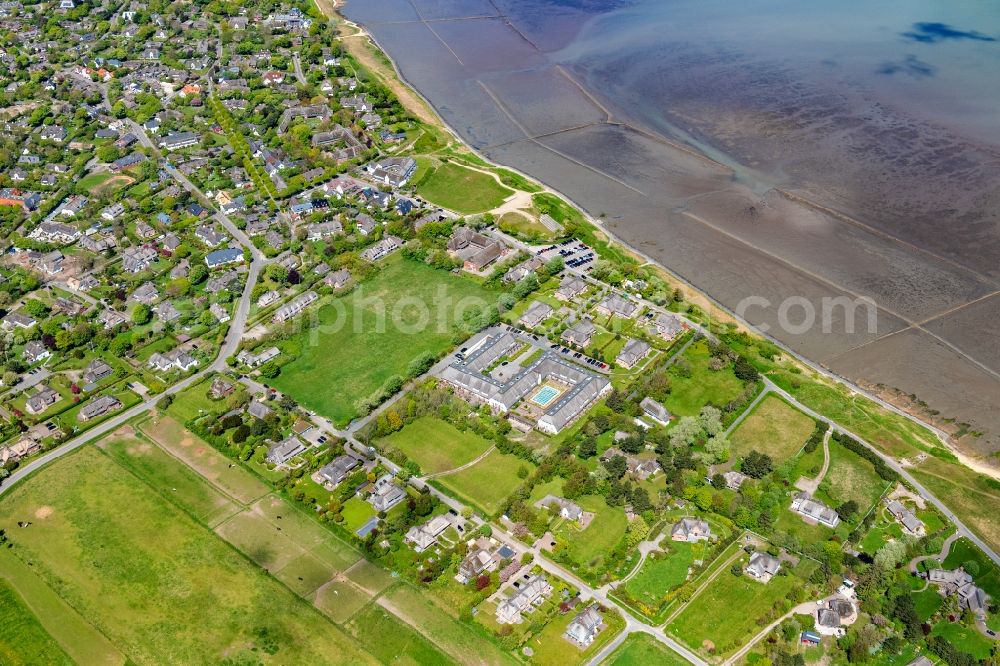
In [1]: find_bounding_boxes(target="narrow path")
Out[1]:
[663,543,747,626]
[422,445,496,480]
[908,531,961,574]
[795,430,831,495]
[722,387,770,437]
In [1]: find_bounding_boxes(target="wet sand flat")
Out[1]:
[343,0,1000,452]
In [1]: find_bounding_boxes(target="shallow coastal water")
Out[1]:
[342,0,1000,451]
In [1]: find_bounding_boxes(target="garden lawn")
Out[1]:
[622,542,694,606]
[668,559,817,657]
[0,581,74,666]
[661,339,745,417]
[271,257,499,426]
[0,447,374,665]
[380,417,493,475]
[342,496,378,533]
[942,538,1000,598]
[527,606,624,666]
[415,161,512,214]
[604,633,692,666]
[435,449,533,515]
[730,396,815,462]
[913,588,943,621]
[931,621,993,659]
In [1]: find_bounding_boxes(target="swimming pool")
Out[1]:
[531,386,560,407]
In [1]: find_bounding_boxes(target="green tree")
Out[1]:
[132,304,152,325]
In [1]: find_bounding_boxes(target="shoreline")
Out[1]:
[316,0,1000,479]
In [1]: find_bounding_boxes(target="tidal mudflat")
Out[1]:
[341,0,1000,455]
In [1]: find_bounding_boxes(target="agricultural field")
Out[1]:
[660,339,747,417]
[0,581,74,666]
[97,427,239,527]
[729,396,816,462]
[379,585,517,666]
[414,160,513,213]
[380,416,493,475]
[434,449,534,515]
[137,414,270,504]
[910,456,1000,556]
[668,558,817,657]
[344,605,450,665]
[271,257,499,425]
[0,447,375,665]
[602,633,691,666]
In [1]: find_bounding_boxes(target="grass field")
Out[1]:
[380,585,516,666]
[911,457,1000,555]
[602,633,691,666]
[137,415,270,504]
[556,495,629,570]
[730,396,815,462]
[662,339,746,417]
[271,257,498,425]
[0,447,375,665]
[622,542,695,605]
[380,416,493,475]
[0,581,74,666]
[76,172,133,194]
[668,558,817,656]
[498,211,555,240]
[98,427,238,527]
[817,443,888,515]
[435,448,533,515]
[414,160,513,213]
[345,604,450,665]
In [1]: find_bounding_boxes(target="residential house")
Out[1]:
[368,474,406,512]
[791,492,840,528]
[561,318,596,348]
[195,224,227,247]
[519,301,553,329]
[746,552,781,582]
[122,246,159,273]
[885,499,925,535]
[616,338,650,369]
[257,290,281,308]
[307,220,343,240]
[555,277,587,301]
[323,269,352,290]
[671,518,711,542]
[99,309,128,329]
[928,568,988,615]
[266,436,307,466]
[364,157,417,189]
[25,386,59,414]
[247,399,273,420]
[596,293,639,319]
[205,247,244,269]
[148,350,197,372]
[404,515,451,552]
[360,235,403,262]
[448,227,506,272]
[153,301,181,323]
[3,313,37,330]
[723,471,749,491]
[101,202,126,221]
[565,606,604,647]
[83,358,114,384]
[210,303,230,323]
[209,377,235,399]
[238,346,280,368]
[496,574,553,624]
[78,395,122,421]
[130,282,159,305]
[273,291,318,323]
[653,312,684,340]
[456,539,511,584]
[158,131,199,151]
[317,455,361,488]
[503,257,543,284]
[639,397,671,425]
[23,341,50,364]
